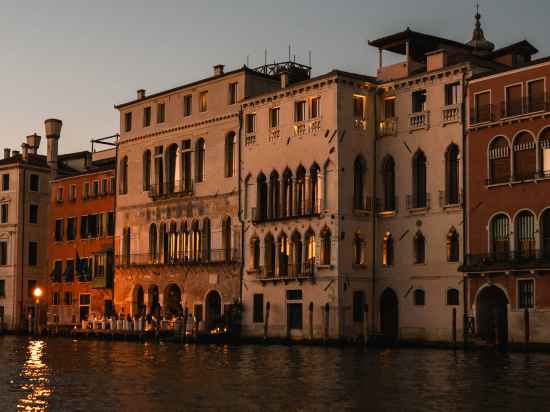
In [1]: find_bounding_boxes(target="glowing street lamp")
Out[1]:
[33,287,43,336]
[33,287,43,301]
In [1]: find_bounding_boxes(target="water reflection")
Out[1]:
[17,340,51,411]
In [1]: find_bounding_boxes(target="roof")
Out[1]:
[0,153,48,169]
[470,54,550,81]
[368,28,473,60]
[114,66,278,110]
[491,40,539,58]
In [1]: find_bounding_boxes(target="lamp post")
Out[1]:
[33,287,43,336]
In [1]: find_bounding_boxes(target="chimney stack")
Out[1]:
[137,89,146,100]
[12,150,20,157]
[21,143,29,160]
[213,64,225,76]
[26,133,41,155]
[4,149,10,159]
[45,118,62,178]
[280,71,289,89]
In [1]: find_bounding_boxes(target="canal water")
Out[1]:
[1,336,550,411]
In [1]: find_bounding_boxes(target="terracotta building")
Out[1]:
[463,57,550,344]
[47,139,116,326]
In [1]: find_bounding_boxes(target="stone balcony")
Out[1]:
[408,111,429,131]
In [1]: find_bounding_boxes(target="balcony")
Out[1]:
[442,104,461,125]
[408,111,429,131]
[406,193,430,211]
[268,128,280,143]
[148,180,193,201]
[462,249,550,272]
[255,262,315,284]
[376,196,398,214]
[471,93,550,126]
[485,175,512,186]
[251,202,321,224]
[379,117,398,137]
[353,118,367,130]
[115,248,240,268]
[245,134,256,146]
[354,196,374,214]
[439,190,463,208]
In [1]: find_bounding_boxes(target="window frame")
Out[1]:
[124,112,133,132]
[29,174,40,192]
[199,91,208,112]
[518,278,535,309]
[183,94,193,116]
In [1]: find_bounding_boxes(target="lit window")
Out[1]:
[353,95,365,118]
[310,97,321,119]
[269,107,280,128]
[199,91,208,112]
[246,114,256,134]
[295,101,306,122]
[229,82,238,105]
[183,95,192,116]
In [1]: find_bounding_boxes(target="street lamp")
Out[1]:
[33,287,42,336]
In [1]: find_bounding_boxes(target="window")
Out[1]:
[80,294,91,306]
[64,260,74,282]
[414,231,426,264]
[69,184,77,201]
[67,217,76,241]
[80,216,88,239]
[382,156,396,211]
[447,228,459,262]
[183,95,192,116]
[28,241,38,266]
[27,280,37,298]
[505,84,522,116]
[229,82,238,105]
[384,98,395,118]
[489,137,511,184]
[199,91,208,112]
[63,291,73,305]
[474,91,491,123]
[412,90,427,113]
[124,112,132,132]
[195,139,205,182]
[0,241,7,265]
[51,260,62,283]
[269,107,280,128]
[143,106,151,127]
[253,294,264,323]
[109,176,115,194]
[246,114,256,134]
[295,100,306,122]
[92,181,99,197]
[527,79,545,112]
[383,232,394,266]
[56,187,64,202]
[0,279,4,297]
[83,182,89,199]
[518,279,534,309]
[513,132,536,180]
[445,144,460,204]
[447,289,460,306]
[353,95,365,118]
[320,228,331,265]
[516,211,535,257]
[55,219,64,241]
[445,82,460,106]
[412,150,427,208]
[225,132,236,178]
[414,289,425,306]
[157,103,166,123]
[29,204,38,224]
[122,227,131,264]
[107,212,115,236]
[353,233,365,265]
[353,291,365,322]
[52,292,60,305]
[101,179,108,195]
[310,97,321,119]
[1,174,9,191]
[541,128,550,176]
[95,255,106,276]
[30,174,39,192]
[490,214,510,254]
[304,230,316,271]
[143,150,151,191]
[120,156,128,194]
[264,234,276,276]
[1,204,7,224]
[353,156,366,209]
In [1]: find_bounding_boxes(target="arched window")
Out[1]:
[445,144,460,205]
[304,229,316,273]
[244,174,251,218]
[168,221,178,263]
[264,234,276,276]
[290,231,303,276]
[278,232,289,276]
[353,156,366,210]
[143,150,151,192]
[120,156,128,194]
[149,223,158,262]
[490,214,510,255]
[256,173,268,221]
[447,288,459,306]
[412,150,427,208]
[180,222,189,261]
[323,160,332,210]
[489,137,510,184]
[250,237,260,270]
[295,166,306,216]
[541,209,550,258]
[166,144,178,193]
[513,132,536,180]
[382,156,396,211]
[353,233,365,265]
[282,168,293,217]
[540,128,550,177]
[195,138,205,182]
[222,217,232,262]
[414,289,425,306]
[383,232,393,266]
[202,218,211,261]
[447,228,459,262]
[122,227,131,264]
[320,228,331,265]
[414,231,426,264]
[309,163,320,214]
[268,171,280,219]
[191,220,201,262]
[159,223,168,264]
[516,211,535,257]
[225,132,236,177]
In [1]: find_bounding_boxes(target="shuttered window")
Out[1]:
[518,279,534,309]
[527,79,545,112]
[513,132,536,180]
[474,91,491,122]
[491,214,510,254]
[505,84,522,116]
[489,137,511,184]
[516,212,535,255]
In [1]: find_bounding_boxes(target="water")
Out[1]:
[1,336,550,411]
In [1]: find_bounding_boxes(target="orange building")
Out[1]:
[48,149,116,326]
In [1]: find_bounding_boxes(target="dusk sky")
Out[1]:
[1,0,549,154]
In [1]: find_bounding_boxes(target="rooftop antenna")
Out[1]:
[246,55,250,67]
[308,50,312,67]
[288,44,291,61]
[264,48,268,67]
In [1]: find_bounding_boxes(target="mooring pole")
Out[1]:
[264,302,270,340]
[309,302,314,341]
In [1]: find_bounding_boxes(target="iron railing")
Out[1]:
[115,248,240,267]
[375,196,398,213]
[406,193,430,210]
[462,249,550,271]
[471,93,550,125]
[255,262,315,280]
[251,202,321,223]
[148,180,193,200]
[439,190,463,207]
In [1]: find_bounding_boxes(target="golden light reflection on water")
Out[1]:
[17,340,52,411]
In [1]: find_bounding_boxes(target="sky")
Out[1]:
[0,0,549,155]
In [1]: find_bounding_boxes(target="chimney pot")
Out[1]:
[4,148,10,159]
[137,89,146,100]
[213,64,225,76]
[26,133,41,155]
[281,71,289,89]
[44,119,62,178]
[12,150,20,157]
[21,143,29,160]
[44,119,62,139]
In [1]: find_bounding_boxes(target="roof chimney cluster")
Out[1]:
[3,148,10,159]
[137,89,146,100]
[213,64,225,76]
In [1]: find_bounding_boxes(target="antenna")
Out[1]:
[308,50,312,67]
[288,44,291,61]
[264,48,268,67]
[246,55,250,67]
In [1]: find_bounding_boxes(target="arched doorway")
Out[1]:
[133,285,145,317]
[148,285,160,317]
[205,290,222,328]
[380,288,399,341]
[476,285,508,345]
[164,284,182,318]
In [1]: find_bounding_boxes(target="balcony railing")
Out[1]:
[148,180,193,200]
[376,196,398,213]
[406,193,430,210]
[471,93,550,125]
[379,117,398,137]
[442,104,461,124]
[251,202,321,223]
[439,190,463,208]
[353,118,367,130]
[255,262,315,281]
[462,249,550,272]
[408,111,429,131]
[485,171,541,185]
[354,196,374,213]
[116,248,240,267]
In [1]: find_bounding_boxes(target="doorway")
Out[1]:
[476,285,508,345]
[380,288,399,341]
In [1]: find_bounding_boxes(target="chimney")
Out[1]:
[213,64,225,76]
[21,143,29,160]
[280,71,289,89]
[137,89,146,100]
[3,149,10,159]
[26,133,41,155]
[45,118,62,178]
[12,150,20,157]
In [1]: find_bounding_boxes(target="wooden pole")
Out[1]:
[309,302,314,341]
[264,302,270,340]
[452,308,457,349]
[324,303,329,343]
[363,304,369,346]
